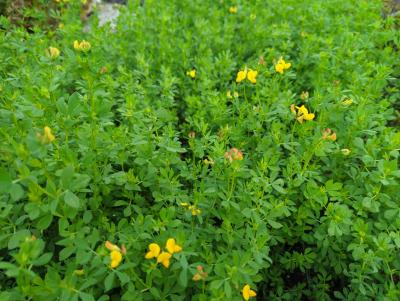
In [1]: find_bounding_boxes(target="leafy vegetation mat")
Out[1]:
[0,0,399,300]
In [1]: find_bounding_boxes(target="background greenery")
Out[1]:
[0,0,399,300]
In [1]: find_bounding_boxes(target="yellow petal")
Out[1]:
[166,238,182,254]
[236,70,247,83]
[145,243,161,259]
[275,63,284,74]
[303,113,315,121]
[48,47,60,59]
[110,250,122,268]
[226,91,232,98]
[295,105,309,116]
[157,252,172,268]
[247,69,258,84]
[242,284,256,300]
[284,62,291,70]
[44,126,55,142]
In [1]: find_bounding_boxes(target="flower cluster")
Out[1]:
[275,57,291,74]
[73,40,91,52]
[225,147,243,162]
[180,202,201,216]
[192,265,208,281]
[145,238,182,268]
[236,68,258,84]
[322,128,337,141]
[226,90,239,99]
[290,104,315,123]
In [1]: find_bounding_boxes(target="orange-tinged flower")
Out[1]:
[322,128,337,141]
[242,284,257,300]
[290,104,296,115]
[145,243,161,259]
[166,238,182,254]
[157,252,172,268]
[110,250,122,268]
[105,240,121,252]
[225,147,243,162]
[193,265,208,281]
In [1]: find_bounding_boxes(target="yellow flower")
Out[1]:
[341,98,353,106]
[236,70,247,83]
[145,243,161,259]
[157,252,172,268]
[43,126,55,143]
[73,269,84,276]
[242,284,257,300]
[229,6,238,14]
[105,241,121,252]
[227,91,239,99]
[341,148,351,156]
[48,47,60,59]
[293,105,315,123]
[188,205,201,216]
[247,69,258,84]
[110,250,122,268]
[73,40,91,52]
[300,91,309,100]
[186,69,196,78]
[166,238,182,254]
[275,57,291,74]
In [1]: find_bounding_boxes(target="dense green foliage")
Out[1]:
[0,0,399,300]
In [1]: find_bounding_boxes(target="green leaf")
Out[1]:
[64,190,80,208]
[36,214,53,230]
[0,168,11,193]
[178,269,188,287]
[10,183,24,201]
[267,219,283,229]
[32,253,53,266]
[104,272,115,292]
[60,165,75,189]
[80,293,95,301]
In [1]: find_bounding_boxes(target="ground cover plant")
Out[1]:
[0,0,399,300]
